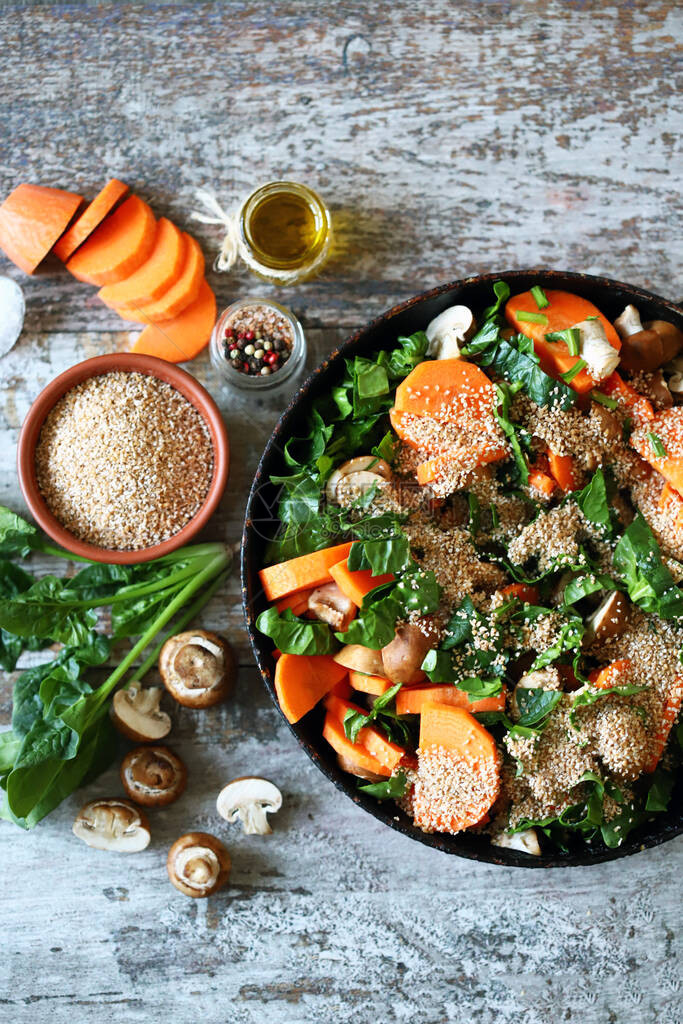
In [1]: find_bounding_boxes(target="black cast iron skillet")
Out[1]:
[241,269,683,867]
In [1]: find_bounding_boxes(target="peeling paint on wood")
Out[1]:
[0,1,681,1022]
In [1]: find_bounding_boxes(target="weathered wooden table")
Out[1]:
[1,3,681,1022]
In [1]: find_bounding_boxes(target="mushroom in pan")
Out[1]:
[381,619,437,684]
[664,354,683,404]
[336,753,386,783]
[325,456,392,505]
[167,832,231,898]
[492,829,541,856]
[584,591,629,643]
[72,798,150,852]
[110,684,171,742]
[573,319,620,381]
[614,304,683,372]
[159,630,236,708]
[120,745,187,807]
[332,643,386,677]
[216,777,283,835]
[425,305,475,359]
[308,582,356,631]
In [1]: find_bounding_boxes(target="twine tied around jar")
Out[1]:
[190,188,240,273]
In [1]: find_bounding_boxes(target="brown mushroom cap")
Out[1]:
[620,320,683,373]
[644,320,683,363]
[159,630,236,708]
[585,591,630,642]
[381,620,437,684]
[333,644,385,676]
[308,583,356,631]
[167,832,231,898]
[120,745,187,807]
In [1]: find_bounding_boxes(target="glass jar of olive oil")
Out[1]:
[237,181,331,286]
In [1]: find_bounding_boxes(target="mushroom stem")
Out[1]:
[237,802,272,835]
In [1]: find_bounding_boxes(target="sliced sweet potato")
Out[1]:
[329,558,394,608]
[322,713,391,777]
[547,450,579,492]
[600,371,654,423]
[0,183,83,274]
[631,408,683,497]
[115,233,205,323]
[393,358,497,422]
[276,588,315,616]
[325,694,406,771]
[419,702,499,761]
[130,279,216,362]
[98,218,186,310]
[396,684,505,716]
[53,179,128,261]
[416,443,508,486]
[274,652,347,724]
[588,659,632,691]
[66,195,156,285]
[644,677,683,773]
[500,583,540,604]
[505,289,621,394]
[348,670,396,696]
[259,542,353,602]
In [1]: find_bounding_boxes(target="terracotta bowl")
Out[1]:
[17,353,229,564]
[242,269,683,868]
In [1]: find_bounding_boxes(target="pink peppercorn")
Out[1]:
[244,329,255,341]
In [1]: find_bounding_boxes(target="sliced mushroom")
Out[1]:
[574,319,620,381]
[614,304,643,339]
[589,401,622,444]
[492,829,541,856]
[336,753,386,783]
[333,644,385,676]
[425,305,474,359]
[308,582,356,631]
[511,669,559,719]
[167,832,231,898]
[381,620,437,684]
[666,355,683,403]
[646,370,673,409]
[325,456,392,505]
[584,591,629,643]
[159,630,236,708]
[110,684,171,743]
[644,320,683,363]
[120,745,187,807]
[216,777,282,835]
[72,799,150,852]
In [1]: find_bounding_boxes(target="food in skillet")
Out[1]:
[256,282,683,855]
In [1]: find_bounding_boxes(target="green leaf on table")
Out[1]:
[0,507,40,558]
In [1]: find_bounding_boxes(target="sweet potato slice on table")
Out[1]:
[329,558,394,608]
[130,279,216,362]
[396,684,505,716]
[0,183,83,274]
[631,408,683,497]
[323,712,391,777]
[115,233,205,323]
[258,542,353,602]
[411,702,501,834]
[66,195,155,285]
[53,179,128,261]
[98,218,186,310]
[505,289,621,394]
[274,652,347,724]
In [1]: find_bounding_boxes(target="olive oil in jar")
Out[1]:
[238,181,331,285]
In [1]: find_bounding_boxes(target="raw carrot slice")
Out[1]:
[396,684,506,716]
[349,670,396,696]
[276,588,315,616]
[588,659,633,690]
[416,443,508,486]
[631,408,683,497]
[528,467,556,496]
[547,450,579,492]
[66,195,156,285]
[599,372,654,423]
[394,358,498,422]
[505,289,621,395]
[52,179,128,261]
[329,558,394,608]
[274,652,347,724]
[500,583,540,605]
[258,542,353,602]
[130,279,216,363]
[644,677,683,773]
[0,184,83,274]
[324,695,406,771]
[322,713,391,778]
[115,233,205,323]
[97,218,186,310]
[412,702,501,834]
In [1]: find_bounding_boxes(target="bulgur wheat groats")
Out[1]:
[35,371,213,550]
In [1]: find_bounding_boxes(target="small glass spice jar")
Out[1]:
[209,297,306,392]
[237,181,332,286]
